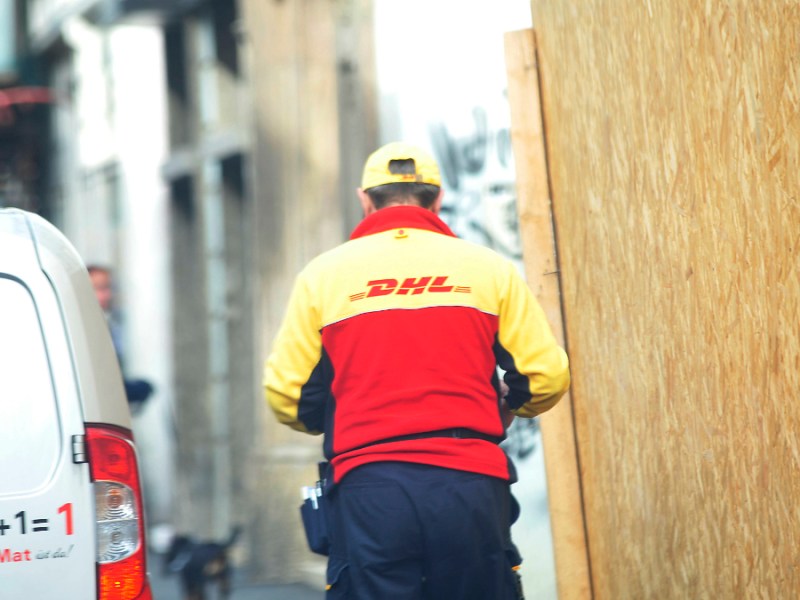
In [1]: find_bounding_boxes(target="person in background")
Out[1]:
[264,142,570,599]
[88,265,153,412]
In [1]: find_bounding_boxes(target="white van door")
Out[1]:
[0,240,97,597]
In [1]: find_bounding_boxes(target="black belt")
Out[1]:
[353,428,504,452]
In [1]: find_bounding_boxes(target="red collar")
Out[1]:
[350,205,457,240]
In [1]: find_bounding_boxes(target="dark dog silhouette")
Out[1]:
[164,526,242,600]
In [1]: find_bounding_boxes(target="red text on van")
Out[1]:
[0,548,32,562]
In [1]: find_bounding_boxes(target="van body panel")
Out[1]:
[0,277,63,495]
[0,476,98,599]
[0,208,144,598]
[25,212,132,428]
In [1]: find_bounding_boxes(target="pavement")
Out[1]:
[147,552,325,600]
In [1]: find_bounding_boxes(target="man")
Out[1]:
[264,142,570,599]
[88,265,153,411]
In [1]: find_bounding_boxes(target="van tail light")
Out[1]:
[85,424,152,600]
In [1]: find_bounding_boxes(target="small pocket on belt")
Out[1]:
[299,493,330,556]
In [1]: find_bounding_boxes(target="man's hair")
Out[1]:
[366,159,441,209]
[87,264,111,275]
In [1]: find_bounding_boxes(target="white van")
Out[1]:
[0,208,152,599]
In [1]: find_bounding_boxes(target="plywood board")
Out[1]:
[505,27,592,600]
[530,1,800,597]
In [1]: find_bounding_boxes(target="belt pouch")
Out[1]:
[299,462,330,556]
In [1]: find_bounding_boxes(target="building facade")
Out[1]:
[0,0,51,215]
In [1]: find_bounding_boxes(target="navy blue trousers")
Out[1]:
[325,462,522,600]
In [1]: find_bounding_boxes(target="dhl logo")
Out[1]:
[349,276,471,301]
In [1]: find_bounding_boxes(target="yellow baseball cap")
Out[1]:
[361,142,442,190]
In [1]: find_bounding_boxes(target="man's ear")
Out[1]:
[357,188,376,217]
[431,188,445,214]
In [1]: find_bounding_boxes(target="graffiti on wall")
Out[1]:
[502,416,540,461]
[428,95,523,266]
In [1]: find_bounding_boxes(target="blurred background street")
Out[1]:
[148,551,323,600]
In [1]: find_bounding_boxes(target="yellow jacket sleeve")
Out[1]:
[496,262,570,417]
[263,272,324,434]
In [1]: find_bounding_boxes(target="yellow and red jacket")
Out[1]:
[264,205,570,483]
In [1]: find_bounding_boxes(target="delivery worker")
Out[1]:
[264,141,570,599]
